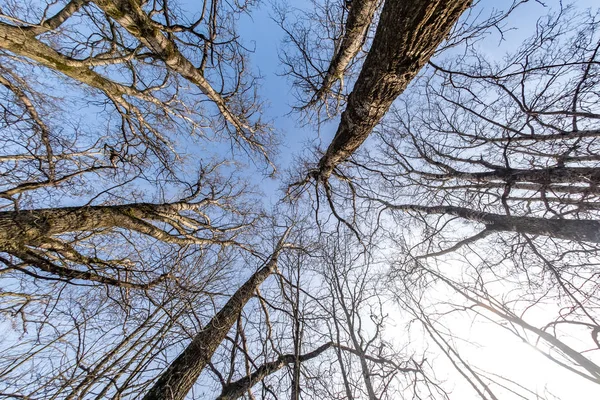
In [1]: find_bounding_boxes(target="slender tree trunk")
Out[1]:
[291,262,302,400]
[308,0,379,107]
[332,267,377,400]
[317,0,471,179]
[216,343,333,400]
[426,166,600,185]
[24,0,89,35]
[142,232,290,400]
[431,270,600,383]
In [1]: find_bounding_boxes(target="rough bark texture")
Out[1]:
[309,0,379,107]
[317,0,471,179]
[0,202,211,249]
[142,233,289,400]
[0,202,221,287]
[216,342,333,400]
[386,203,600,243]
[24,0,89,35]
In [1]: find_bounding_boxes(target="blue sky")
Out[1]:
[232,0,599,199]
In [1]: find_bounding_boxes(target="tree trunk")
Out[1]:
[0,202,211,249]
[309,0,379,107]
[386,203,600,243]
[427,166,600,185]
[142,232,290,400]
[317,0,471,179]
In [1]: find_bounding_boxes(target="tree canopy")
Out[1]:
[0,0,599,399]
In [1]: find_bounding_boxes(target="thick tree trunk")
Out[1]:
[142,232,290,400]
[317,0,471,179]
[0,202,219,287]
[385,203,600,243]
[0,202,212,250]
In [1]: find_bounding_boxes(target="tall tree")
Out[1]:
[315,0,471,180]
[142,229,291,400]
[2,0,599,399]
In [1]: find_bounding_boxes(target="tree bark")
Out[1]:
[0,201,217,250]
[142,232,290,400]
[317,0,471,179]
[384,202,600,243]
[308,0,379,107]
[0,201,224,287]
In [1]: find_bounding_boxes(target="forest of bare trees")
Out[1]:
[0,0,598,399]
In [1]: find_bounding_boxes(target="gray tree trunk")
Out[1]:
[309,0,380,107]
[385,203,600,243]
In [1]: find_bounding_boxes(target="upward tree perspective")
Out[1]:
[0,0,599,399]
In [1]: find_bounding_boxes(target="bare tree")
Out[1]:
[2,0,600,399]
[312,0,471,180]
[0,0,275,174]
[277,0,381,119]
[360,6,600,246]
[142,228,291,400]
[316,231,430,400]
[346,7,600,397]
[0,172,258,288]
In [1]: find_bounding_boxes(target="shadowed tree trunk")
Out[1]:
[0,200,243,287]
[142,231,290,400]
[382,202,600,243]
[407,155,600,186]
[317,0,471,179]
